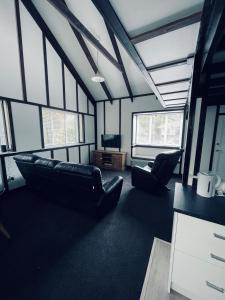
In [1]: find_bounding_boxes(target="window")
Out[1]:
[133,111,183,147]
[0,101,11,150]
[42,108,81,147]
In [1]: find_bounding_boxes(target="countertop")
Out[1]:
[174,182,225,226]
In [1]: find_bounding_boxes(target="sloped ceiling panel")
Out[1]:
[65,0,117,61]
[136,23,200,67]
[85,38,128,98]
[110,0,203,37]
[150,64,193,84]
[116,37,151,95]
[158,81,190,93]
[32,0,106,100]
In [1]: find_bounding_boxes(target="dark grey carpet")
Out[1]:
[0,170,181,300]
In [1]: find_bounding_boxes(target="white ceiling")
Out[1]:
[136,23,200,67]
[110,0,203,37]
[31,0,204,105]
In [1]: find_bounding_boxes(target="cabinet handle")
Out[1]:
[214,233,225,240]
[206,281,224,293]
[210,253,225,263]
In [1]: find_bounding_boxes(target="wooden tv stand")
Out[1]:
[93,150,127,171]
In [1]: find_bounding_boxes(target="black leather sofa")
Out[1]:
[131,149,183,192]
[14,154,123,216]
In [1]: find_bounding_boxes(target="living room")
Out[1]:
[0,1,225,300]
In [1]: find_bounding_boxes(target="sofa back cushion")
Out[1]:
[151,150,182,185]
[54,162,103,201]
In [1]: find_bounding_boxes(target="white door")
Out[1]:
[212,115,225,179]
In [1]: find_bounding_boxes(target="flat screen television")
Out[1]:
[101,134,121,148]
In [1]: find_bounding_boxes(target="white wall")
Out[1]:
[0,1,23,100]
[20,2,46,104]
[96,95,174,165]
[11,102,42,151]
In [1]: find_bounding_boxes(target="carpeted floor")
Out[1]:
[0,170,181,300]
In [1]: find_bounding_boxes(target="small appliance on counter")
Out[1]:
[197,172,221,198]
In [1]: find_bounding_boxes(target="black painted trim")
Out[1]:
[78,146,81,163]
[42,34,50,106]
[103,101,106,150]
[0,142,95,158]
[39,106,45,148]
[119,99,121,152]
[7,102,16,152]
[0,156,8,192]
[209,105,220,170]
[0,96,94,117]
[15,0,27,102]
[193,100,207,188]
[97,92,155,102]
[62,62,66,110]
[66,147,69,162]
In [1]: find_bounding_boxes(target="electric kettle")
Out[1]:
[197,172,221,198]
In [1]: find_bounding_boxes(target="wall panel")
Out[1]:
[68,147,79,163]
[54,149,67,161]
[11,102,42,151]
[46,40,63,108]
[0,1,22,100]
[89,101,94,115]
[80,145,89,164]
[65,66,77,111]
[78,85,87,113]
[85,115,95,144]
[20,2,46,104]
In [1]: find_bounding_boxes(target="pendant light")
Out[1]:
[91,47,105,82]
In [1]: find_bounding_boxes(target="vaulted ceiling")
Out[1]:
[32,0,204,107]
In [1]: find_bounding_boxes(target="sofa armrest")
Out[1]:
[103,176,123,194]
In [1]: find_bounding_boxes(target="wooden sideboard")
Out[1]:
[93,150,127,171]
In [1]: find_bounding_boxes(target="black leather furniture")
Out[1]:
[131,150,183,192]
[14,154,123,216]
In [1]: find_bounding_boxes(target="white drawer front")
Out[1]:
[176,213,225,268]
[172,250,225,300]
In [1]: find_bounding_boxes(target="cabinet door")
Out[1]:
[112,154,122,170]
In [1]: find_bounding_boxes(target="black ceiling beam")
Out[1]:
[21,0,96,105]
[161,90,188,96]
[74,30,113,103]
[106,23,133,101]
[156,78,190,87]
[211,62,225,74]
[147,55,194,72]
[201,1,225,73]
[131,12,202,44]
[91,0,165,107]
[207,95,225,105]
[46,0,121,72]
[164,98,187,102]
[208,86,225,96]
[210,77,225,87]
[60,0,113,103]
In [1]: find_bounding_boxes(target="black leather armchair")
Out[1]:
[131,149,183,192]
[14,154,123,216]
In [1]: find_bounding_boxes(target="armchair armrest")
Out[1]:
[103,176,123,194]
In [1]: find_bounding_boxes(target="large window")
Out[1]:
[133,111,183,147]
[42,108,81,147]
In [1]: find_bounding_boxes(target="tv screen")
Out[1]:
[101,134,121,148]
